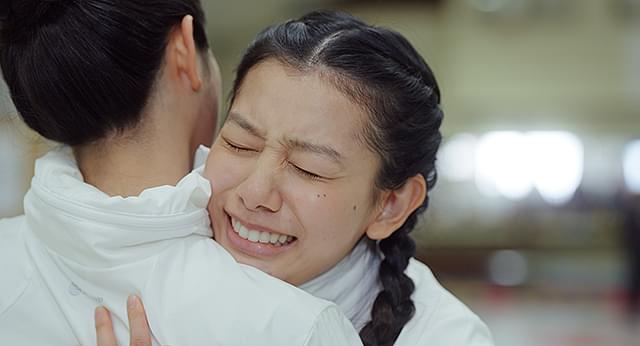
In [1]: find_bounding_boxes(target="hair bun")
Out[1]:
[0,1,11,22]
[1,0,66,39]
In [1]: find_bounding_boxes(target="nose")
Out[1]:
[236,155,283,213]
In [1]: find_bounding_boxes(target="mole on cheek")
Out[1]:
[353,205,357,211]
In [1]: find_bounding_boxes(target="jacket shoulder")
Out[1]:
[145,237,357,345]
[0,215,34,316]
[400,259,495,345]
[0,215,28,252]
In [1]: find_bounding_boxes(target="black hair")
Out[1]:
[230,10,443,346]
[0,0,209,146]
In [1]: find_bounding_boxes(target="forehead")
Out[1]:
[229,59,369,148]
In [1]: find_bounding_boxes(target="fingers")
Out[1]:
[95,306,117,346]
[127,295,152,346]
[94,296,152,346]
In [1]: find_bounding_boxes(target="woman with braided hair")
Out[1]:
[199,10,495,346]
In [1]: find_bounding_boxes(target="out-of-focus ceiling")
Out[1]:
[203,0,640,135]
[1,1,636,134]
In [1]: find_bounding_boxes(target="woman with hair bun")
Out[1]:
[0,2,360,345]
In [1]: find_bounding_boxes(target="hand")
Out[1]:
[95,295,152,346]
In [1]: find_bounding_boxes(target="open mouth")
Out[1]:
[230,217,297,247]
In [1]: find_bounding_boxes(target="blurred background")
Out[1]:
[2,0,640,344]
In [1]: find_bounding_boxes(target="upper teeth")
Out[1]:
[232,218,293,245]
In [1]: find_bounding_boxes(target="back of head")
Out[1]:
[231,10,443,346]
[0,0,209,146]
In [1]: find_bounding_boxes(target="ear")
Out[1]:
[169,15,202,91]
[365,174,427,240]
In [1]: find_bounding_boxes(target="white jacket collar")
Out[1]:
[23,146,212,268]
[300,238,382,330]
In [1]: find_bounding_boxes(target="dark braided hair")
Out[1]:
[230,10,443,346]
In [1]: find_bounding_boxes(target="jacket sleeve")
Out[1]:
[415,309,495,346]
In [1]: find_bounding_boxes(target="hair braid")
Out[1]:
[359,211,419,346]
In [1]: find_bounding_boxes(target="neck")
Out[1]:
[74,126,195,197]
[300,238,382,330]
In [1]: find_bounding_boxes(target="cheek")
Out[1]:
[204,150,248,230]
[286,190,368,283]
[206,149,246,196]
[290,187,365,243]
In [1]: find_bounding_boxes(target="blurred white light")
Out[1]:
[488,250,528,287]
[527,132,584,205]
[581,138,622,200]
[475,131,533,200]
[438,133,477,182]
[624,140,640,193]
[473,130,584,205]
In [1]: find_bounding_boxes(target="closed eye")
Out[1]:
[289,162,324,181]
[223,138,256,153]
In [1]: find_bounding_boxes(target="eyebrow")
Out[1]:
[286,138,343,165]
[227,111,265,138]
[227,110,344,165]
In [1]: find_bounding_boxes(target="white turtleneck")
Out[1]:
[301,239,496,345]
[0,146,361,346]
[301,239,382,331]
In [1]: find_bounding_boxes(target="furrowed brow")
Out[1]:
[286,138,343,165]
[227,111,265,138]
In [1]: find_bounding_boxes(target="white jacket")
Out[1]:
[302,240,495,345]
[0,147,361,346]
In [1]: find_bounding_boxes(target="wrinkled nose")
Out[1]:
[236,157,283,213]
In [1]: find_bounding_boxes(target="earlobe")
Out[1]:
[365,175,427,240]
[173,15,202,91]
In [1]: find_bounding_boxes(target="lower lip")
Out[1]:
[224,214,296,257]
